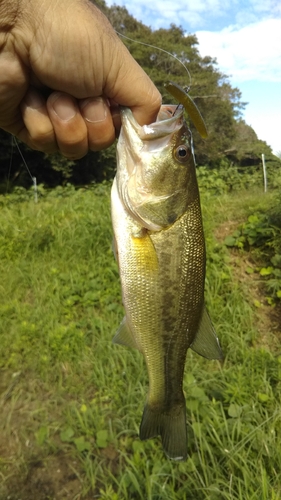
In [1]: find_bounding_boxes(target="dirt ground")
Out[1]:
[0,372,84,500]
[0,453,83,500]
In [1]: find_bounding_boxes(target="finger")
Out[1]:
[105,40,162,126]
[111,110,121,135]
[79,97,116,151]
[19,88,58,153]
[47,92,88,159]
[131,92,161,126]
[129,72,162,126]
[109,101,122,133]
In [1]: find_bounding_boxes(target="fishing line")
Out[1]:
[115,31,209,137]
[12,137,38,202]
[13,137,34,182]
[6,137,34,193]
[6,136,14,193]
[115,30,192,88]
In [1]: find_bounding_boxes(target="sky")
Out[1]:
[106,0,281,155]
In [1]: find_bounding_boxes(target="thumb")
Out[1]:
[103,36,161,125]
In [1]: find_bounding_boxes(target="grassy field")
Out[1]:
[0,183,280,500]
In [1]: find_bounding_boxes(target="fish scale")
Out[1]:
[111,103,223,460]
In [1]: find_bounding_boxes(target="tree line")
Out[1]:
[0,0,279,191]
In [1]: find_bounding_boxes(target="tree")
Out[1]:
[0,1,275,188]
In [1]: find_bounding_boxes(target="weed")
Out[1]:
[0,185,281,499]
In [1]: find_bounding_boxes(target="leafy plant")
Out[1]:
[224,206,281,302]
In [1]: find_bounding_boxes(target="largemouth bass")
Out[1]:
[111,104,222,461]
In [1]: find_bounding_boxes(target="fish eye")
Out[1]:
[174,145,190,163]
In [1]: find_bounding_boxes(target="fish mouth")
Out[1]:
[119,105,185,166]
[121,105,184,142]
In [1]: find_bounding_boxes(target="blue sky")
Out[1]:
[107,0,281,154]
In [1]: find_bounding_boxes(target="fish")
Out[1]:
[111,102,223,461]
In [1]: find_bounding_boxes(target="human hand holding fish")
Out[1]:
[0,0,161,158]
[111,84,223,460]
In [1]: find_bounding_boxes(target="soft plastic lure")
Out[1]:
[165,81,208,139]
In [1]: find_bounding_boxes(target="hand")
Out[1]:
[0,0,161,158]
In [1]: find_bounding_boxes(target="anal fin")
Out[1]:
[190,306,223,360]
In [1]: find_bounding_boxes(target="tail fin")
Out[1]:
[139,404,187,461]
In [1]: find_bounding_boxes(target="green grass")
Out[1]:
[0,184,281,499]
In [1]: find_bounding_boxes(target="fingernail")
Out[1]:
[51,93,77,121]
[24,90,44,109]
[80,97,107,123]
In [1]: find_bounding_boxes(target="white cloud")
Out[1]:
[106,0,281,30]
[106,0,230,29]
[246,108,281,154]
[196,19,281,82]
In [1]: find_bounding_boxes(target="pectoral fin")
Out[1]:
[112,237,117,261]
[190,306,223,360]
[112,316,140,351]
